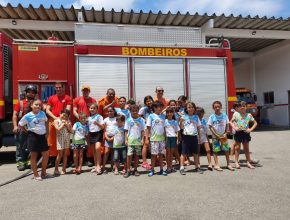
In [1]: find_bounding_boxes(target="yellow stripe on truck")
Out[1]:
[228,96,237,102]
[0,100,4,106]
[13,99,19,105]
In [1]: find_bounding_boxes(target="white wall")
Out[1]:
[255,42,290,125]
[233,59,252,89]
[233,41,290,125]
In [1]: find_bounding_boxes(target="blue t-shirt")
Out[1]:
[181,113,201,136]
[146,113,166,141]
[18,111,47,135]
[124,117,145,146]
[138,106,152,121]
[165,119,180,137]
[72,122,89,144]
[113,126,125,148]
[207,113,229,135]
[115,108,131,120]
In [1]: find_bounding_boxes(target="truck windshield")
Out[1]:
[236,92,255,104]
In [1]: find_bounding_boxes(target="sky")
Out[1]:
[1,0,289,18]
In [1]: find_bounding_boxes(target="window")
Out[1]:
[264,91,274,104]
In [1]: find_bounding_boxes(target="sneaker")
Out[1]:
[195,168,204,174]
[159,169,167,176]
[17,163,26,171]
[87,160,94,167]
[123,172,130,178]
[166,169,172,174]
[179,169,186,175]
[251,159,260,165]
[133,170,140,177]
[148,170,155,177]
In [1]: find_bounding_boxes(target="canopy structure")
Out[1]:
[0,3,290,54]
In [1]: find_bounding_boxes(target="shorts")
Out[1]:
[234,131,251,143]
[113,147,127,163]
[71,143,87,150]
[150,141,166,155]
[166,137,177,149]
[104,136,113,148]
[198,134,208,145]
[89,131,103,144]
[181,135,198,155]
[27,132,49,153]
[212,138,230,153]
[127,145,142,156]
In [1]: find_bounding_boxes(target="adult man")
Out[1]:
[46,82,72,166]
[98,88,119,118]
[12,84,37,171]
[154,86,169,109]
[73,85,96,166]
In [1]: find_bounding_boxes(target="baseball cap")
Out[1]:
[81,85,91,91]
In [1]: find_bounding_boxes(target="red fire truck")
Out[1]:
[0,24,237,147]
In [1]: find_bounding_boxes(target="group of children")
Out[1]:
[18,95,258,181]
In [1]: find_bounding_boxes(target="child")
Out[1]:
[88,103,104,174]
[208,101,234,171]
[177,95,187,113]
[229,102,241,162]
[146,101,167,177]
[230,101,258,169]
[71,112,89,174]
[18,99,49,181]
[179,101,203,175]
[103,106,117,173]
[115,96,131,119]
[165,107,180,173]
[139,95,154,170]
[124,104,145,178]
[196,107,212,170]
[112,114,127,175]
[53,109,73,175]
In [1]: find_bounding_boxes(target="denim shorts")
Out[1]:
[181,135,198,155]
[234,131,251,143]
[166,137,177,149]
[113,147,127,163]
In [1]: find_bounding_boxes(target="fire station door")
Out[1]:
[188,58,227,118]
[18,83,55,102]
[133,58,185,105]
[77,56,129,99]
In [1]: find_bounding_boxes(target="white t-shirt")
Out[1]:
[104,117,117,136]
[165,119,180,137]
[88,114,104,132]
[18,111,47,135]
[181,114,201,136]
[207,113,229,135]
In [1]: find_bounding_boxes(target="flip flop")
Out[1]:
[214,166,223,171]
[227,166,235,171]
[33,176,42,181]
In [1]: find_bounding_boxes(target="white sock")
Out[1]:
[180,166,185,170]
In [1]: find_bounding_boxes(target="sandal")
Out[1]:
[235,163,241,169]
[214,166,223,171]
[90,168,97,173]
[119,170,126,175]
[141,162,152,170]
[114,170,119,175]
[208,166,213,171]
[53,170,60,176]
[227,165,235,171]
[34,176,42,181]
[247,164,255,169]
[96,169,102,175]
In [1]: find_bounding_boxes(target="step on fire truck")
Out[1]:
[0,24,237,147]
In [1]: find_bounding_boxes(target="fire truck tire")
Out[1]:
[0,121,13,135]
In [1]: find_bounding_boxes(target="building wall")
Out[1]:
[233,42,290,125]
[233,59,252,89]
[255,43,290,125]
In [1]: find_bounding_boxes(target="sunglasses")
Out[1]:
[157,90,164,92]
